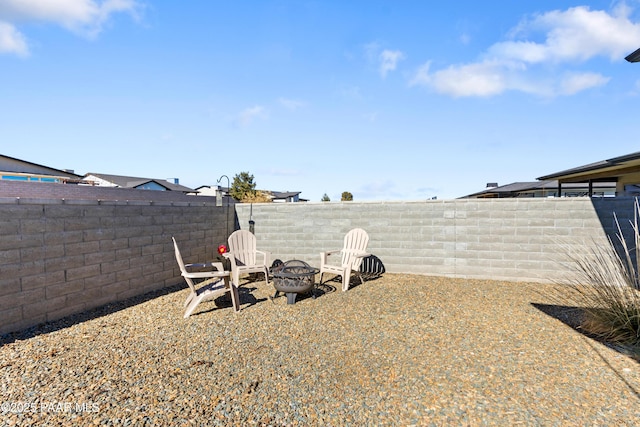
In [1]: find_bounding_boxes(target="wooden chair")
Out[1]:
[319,228,370,291]
[172,237,239,317]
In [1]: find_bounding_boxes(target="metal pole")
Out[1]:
[217,175,230,238]
[249,203,255,234]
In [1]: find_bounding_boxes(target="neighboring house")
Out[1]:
[466,151,640,199]
[463,180,615,199]
[192,185,305,202]
[0,154,82,183]
[0,154,213,202]
[192,185,227,197]
[271,191,306,202]
[191,185,236,205]
[83,173,195,193]
[537,151,640,197]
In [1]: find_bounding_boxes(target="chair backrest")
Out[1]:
[341,228,369,269]
[172,237,187,274]
[227,230,258,266]
[172,237,196,291]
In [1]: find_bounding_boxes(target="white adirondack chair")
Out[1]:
[223,230,270,289]
[172,237,239,317]
[319,228,370,292]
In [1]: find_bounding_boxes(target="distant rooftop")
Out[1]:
[462,180,615,198]
[537,151,640,182]
[84,173,195,193]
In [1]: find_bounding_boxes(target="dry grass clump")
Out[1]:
[554,200,640,348]
[241,190,273,203]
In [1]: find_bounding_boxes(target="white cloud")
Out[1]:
[0,0,143,56]
[491,5,640,63]
[0,21,28,56]
[559,72,610,95]
[364,42,406,78]
[379,49,405,77]
[234,105,268,127]
[411,4,640,97]
[411,60,510,97]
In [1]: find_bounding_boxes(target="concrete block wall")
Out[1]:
[0,197,232,335]
[2,194,635,335]
[236,197,635,283]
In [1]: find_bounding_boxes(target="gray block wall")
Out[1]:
[0,197,232,335]
[236,197,635,283]
[1,195,636,335]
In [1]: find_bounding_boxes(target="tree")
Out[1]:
[341,191,353,201]
[230,172,257,201]
[321,193,330,202]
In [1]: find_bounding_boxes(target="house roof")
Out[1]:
[272,191,308,202]
[0,154,83,180]
[462,180,614,198]
[537,151,640,183]
[85,173,195,192]
[463,182,539,198]
[271,191,301,199]
[194,185,229,192]
[189,185,236,204]
[626,47,640,62]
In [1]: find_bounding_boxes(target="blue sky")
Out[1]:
[1,1,640,201]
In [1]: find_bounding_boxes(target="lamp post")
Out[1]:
[217,175,230,239]
[215,185,223,207]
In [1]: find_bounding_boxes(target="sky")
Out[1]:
[1,1,640,201]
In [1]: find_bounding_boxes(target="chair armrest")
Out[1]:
[182,270,228,279]
[185,262,214,269]
[256,250,271,267]
[221,252,238,273]
[322,250,341,256]
[320,249,340,264]
[185,262,226,272]
[222,253,235,266]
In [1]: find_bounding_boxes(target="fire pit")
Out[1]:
[271,260,319,304]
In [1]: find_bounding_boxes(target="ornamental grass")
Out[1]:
[553,199,640,350]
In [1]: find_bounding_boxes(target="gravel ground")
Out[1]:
[1,273,639,426]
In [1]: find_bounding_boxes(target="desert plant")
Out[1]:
[554,199,640,347]
[241,190,272,203]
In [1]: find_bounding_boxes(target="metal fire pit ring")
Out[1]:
[271,260,319,304]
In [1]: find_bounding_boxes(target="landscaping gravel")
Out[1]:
[1,274,639,426]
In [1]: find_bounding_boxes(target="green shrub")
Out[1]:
[554,199,640,347]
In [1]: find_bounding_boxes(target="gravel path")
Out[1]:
[1,274,639,426]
